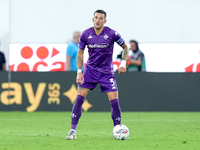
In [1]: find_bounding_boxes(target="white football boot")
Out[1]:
[66,129,77,140]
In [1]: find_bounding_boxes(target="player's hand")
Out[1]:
[118,66,127,74]
[76,73,85,85]
[118,60,127,74]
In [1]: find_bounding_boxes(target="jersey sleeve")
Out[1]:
[112,30,125,46]
[79,32,86,50]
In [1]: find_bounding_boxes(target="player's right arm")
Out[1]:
[76,49,84,85]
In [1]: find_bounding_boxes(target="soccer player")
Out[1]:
[66,9,129,140]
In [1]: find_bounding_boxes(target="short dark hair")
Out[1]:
[94,9,106,18]
[130,40,139,50]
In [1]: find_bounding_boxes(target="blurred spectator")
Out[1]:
[127,40,146,72]
[66,31,81,71]
[0,41,6,71]
[117,40,146,72]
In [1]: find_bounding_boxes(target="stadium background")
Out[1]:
[0,0,200,111]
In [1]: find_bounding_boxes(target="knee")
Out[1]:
[77,87,89,98]
[107,91,118,101]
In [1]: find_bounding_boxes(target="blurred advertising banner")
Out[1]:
[113,43,200,72]
[9,43,200,72]
[140,43,200,72]
[9,44,67,72]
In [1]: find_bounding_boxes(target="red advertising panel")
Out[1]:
[9,44,67,72]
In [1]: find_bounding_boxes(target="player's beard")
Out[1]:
[94,25,103,31]
[94,23,103,30]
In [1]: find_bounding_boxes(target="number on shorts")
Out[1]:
[110,78,116,89]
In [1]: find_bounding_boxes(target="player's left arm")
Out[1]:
[118,43,129,74]
[121,43,129,61]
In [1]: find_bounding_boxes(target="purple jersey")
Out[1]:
[79,26,125,74]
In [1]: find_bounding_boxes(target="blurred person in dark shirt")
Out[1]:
[117,40,146,72]
[0,41,6,71]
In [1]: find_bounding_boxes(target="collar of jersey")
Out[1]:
[92,27,105,35]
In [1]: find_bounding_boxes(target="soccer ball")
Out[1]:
[112,124,129,140]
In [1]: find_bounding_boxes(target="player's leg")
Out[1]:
[71,87,90,130]
[100,73,129,139]
[107,91,121,126]
[67,66,98,140]
[108,91,130,140]
[66,87,90,140]
[98,73,121,126]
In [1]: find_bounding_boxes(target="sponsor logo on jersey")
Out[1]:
[104,34,109,40]
[88,43,109,48]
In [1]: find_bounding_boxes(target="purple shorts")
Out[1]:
[78,66,118,92]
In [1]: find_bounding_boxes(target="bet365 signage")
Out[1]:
[0,82,92,112]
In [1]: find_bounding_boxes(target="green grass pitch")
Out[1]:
[0,112,200,150]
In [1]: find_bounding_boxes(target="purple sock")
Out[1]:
[110,98,121,126]
[71,95,85,130]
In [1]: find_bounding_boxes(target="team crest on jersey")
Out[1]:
[104,34,109,40]
[88,35,93,39]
